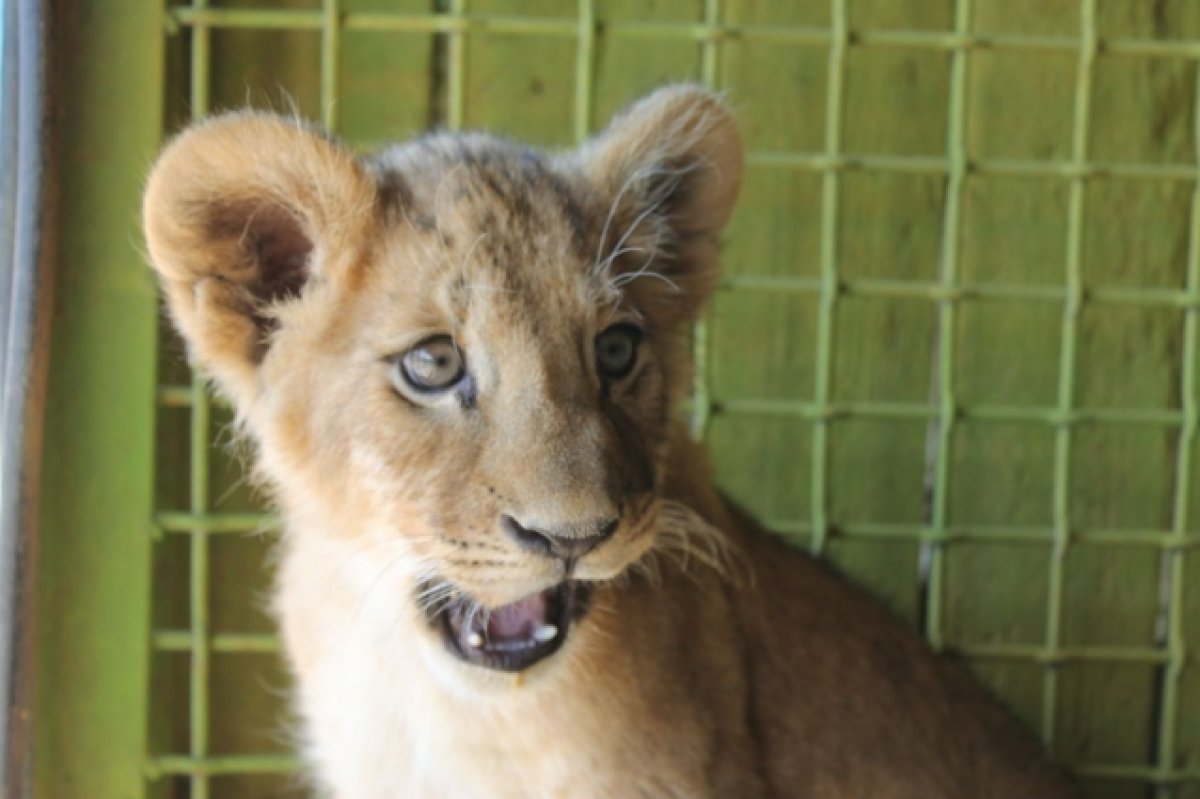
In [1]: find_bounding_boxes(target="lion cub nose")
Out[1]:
[500,515,619,560]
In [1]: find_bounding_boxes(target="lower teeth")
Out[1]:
[489,640,537,652]
[463,624,559,651]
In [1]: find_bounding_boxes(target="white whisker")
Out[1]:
[645,500,751,587]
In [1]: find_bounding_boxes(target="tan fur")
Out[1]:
[143,86,1079,798]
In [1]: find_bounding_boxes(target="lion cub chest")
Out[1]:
[284,543,738,799]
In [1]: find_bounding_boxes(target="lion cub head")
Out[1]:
[143,86,742,674]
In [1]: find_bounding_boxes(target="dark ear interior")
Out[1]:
[143,112,377,400]
[579,85,744,327]
[204,199,314,313]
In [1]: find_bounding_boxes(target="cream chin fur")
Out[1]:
[281,528,606,799]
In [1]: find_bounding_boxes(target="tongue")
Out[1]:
[487,591,548,641]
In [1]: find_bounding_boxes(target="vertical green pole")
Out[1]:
[189,0,209,115]
[188,1,212,795]
[1152,57,1200,799]
[34,0,164,797]
[447,0,467,131]
[924,0,973,653]
[188,386,210,798]
[573,0,595,144]
[322,0,342,131]
[1042,0,1096,746]
[810,0,846,555]
[689,0,721,443]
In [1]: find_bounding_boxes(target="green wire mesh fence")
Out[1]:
[146,1,1200,797]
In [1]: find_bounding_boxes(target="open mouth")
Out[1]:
[435,581,593,672]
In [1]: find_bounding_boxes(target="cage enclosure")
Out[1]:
[33,1,1200,798]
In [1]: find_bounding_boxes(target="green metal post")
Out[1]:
[34,0,164,796]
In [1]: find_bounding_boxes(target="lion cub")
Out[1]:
[143,86,1078,798]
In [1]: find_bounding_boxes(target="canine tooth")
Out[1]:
[533,624,558,643]
[467,631,484,648]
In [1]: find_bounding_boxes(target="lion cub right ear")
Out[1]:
[142,113,377,402]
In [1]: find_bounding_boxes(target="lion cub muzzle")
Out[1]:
[426,510,621,673]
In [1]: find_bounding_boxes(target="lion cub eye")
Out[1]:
[595,324,642,380]
[399,336,466,392]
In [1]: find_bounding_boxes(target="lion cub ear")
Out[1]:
[142,113,377,401]
[579,85,743,326]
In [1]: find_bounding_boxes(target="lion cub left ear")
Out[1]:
[578,85,743,326]
[142,113,378,403]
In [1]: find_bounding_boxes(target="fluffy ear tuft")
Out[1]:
[579,85,743,326]
[142,113,378,400]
